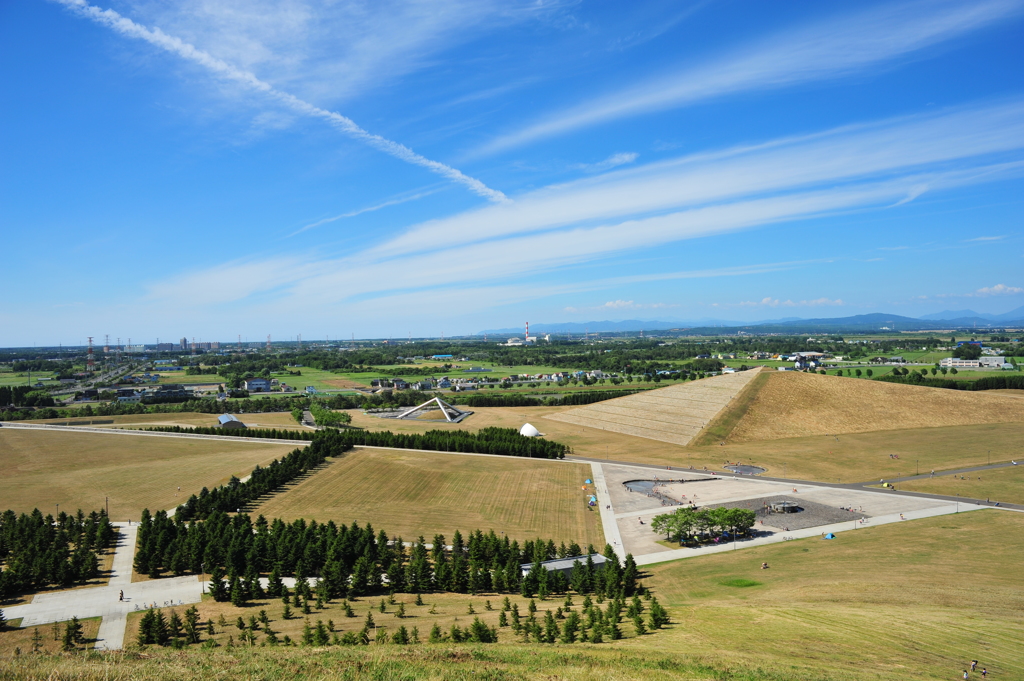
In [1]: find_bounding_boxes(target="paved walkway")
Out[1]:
[3,522,202,651]
[589,463,624,560]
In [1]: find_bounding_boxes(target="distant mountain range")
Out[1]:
[478,306,1024,336]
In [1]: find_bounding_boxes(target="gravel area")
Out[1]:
[707,495,869,531]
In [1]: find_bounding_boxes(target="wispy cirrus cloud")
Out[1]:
[138,102,1024,321]
[472,0,1023,156]
[376,101,1024,259]
[288,190,438,238]
[736,297,844,308]
[570,152,639,173]
[965,235,1006,241]
[54,0,509,203]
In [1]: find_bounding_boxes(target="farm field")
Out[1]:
[252,447,603,546]
[897,464,1024,505]
[638,510,1024,680]
[0,371,56,387]
[0,428,297,521]
[726,371,1024,442]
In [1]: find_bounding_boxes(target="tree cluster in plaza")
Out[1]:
[0,508,116,598]
[650,507,757,545]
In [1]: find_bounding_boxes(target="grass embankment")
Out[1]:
[727,371,1024,443]
[690,371,770,447]
[0,429,296,521]
[897,464,1024,505]
[253,448,603,546]
[638,510,1024,680]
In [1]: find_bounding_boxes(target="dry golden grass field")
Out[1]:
[546,370,763,446]
[637,509,1024,680]
[897,464,1024,505]
[0,616,100,656]
[347,404,1024,483]
[121,589,644,653]
[0,429,297,520]
[727,371,1024,442]
[252,447,603,546]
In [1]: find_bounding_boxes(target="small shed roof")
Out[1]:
[218,414,241,425]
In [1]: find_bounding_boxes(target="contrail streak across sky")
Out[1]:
[53,0,509,204]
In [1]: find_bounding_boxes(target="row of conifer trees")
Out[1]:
[133,509,640,601]
[0,508,115,598]
[174,432,353,521]
[145,424,569,459]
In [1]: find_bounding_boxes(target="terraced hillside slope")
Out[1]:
[546,368,764,446]
[727,370,1024,443]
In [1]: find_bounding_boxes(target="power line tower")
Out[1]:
[297,334,302,351]
[266,334,271,352]
[104,334,110,354]
[87,337,95,372]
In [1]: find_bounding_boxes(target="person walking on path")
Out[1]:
[119,590,123,602]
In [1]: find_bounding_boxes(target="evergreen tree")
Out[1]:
[428,623,443,643]
[208,565,228,602]
[543,611,558,643]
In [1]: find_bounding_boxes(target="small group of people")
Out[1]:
[964,659,988,677]
[888,453,901,459]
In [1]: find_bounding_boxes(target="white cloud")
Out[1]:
[375,101,1024,259]
[570,152,639,173]
[975,284,1024,296]
[966,235,1006,241]
[472,0,1023,155]
[55,0,508,203]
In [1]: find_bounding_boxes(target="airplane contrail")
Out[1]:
[53,0,509,204]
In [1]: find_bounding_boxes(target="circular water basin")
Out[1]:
[725,464,766,475]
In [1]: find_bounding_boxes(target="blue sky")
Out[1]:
[2,0,1024,346]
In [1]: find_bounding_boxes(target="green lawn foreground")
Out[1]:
[638,509,1024,680]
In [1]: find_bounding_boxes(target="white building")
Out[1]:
[940,358,980,368]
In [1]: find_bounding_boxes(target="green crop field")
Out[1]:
[0,428,297,521]
[252,447,604,547]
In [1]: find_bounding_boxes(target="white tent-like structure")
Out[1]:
[519,423,541,437]
[394,396,472,423]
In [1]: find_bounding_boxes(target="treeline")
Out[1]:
[457,389,640,408]
[134,510,640,603]
[0,386,55,408]
[144,424,569,459]
[142,425,314,440]
[0,508,116,598]
[175,433,353,521]
[876,374,1024,391]
[650,507,757,546]
[4,395,310,422]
